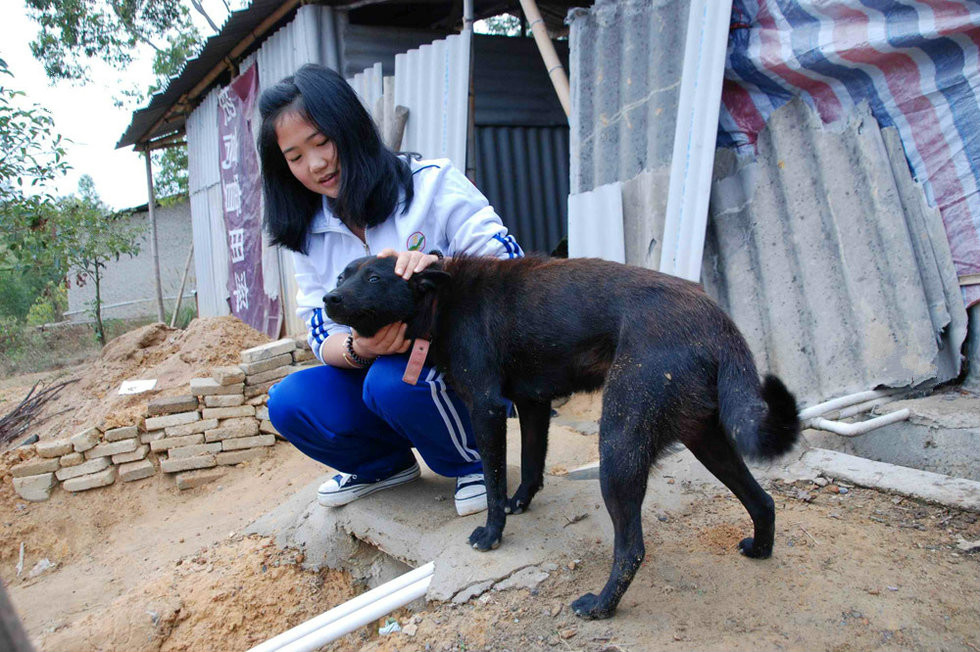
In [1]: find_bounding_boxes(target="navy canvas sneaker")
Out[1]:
[454,472,488,516]
[317,462,421,507]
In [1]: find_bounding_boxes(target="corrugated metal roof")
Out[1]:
[699,100,965,406]
[567,0,689,194]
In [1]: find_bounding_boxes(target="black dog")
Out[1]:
[325,254,800,619]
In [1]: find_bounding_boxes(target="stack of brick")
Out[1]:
[239,338,300,402]
[10,424,156,502]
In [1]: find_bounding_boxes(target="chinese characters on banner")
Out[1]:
[217,65,281,337]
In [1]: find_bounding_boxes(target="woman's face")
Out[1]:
[275,111,341,198]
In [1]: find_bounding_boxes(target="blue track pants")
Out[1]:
[267,354,483,481]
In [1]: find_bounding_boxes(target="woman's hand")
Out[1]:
[378,248,440,280]
[351,323,410,358]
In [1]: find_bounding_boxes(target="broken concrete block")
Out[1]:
[84,438,138,460]
[164,418,218,438]
[55,456,111,481]
[62,466,116,492]
[36,438,73,458]
[259,420,279,435]
[175,467,226,490]
[59,452,84,467]
[239,353,292,376]
[201,405,255,420]
[204,418,259,443]
[112,444,149,464]
[144,410,200,431]
[245,365,296,386]
[150,434,205,452]
[240,338,295,364]
[104,425,139,442]
[244,380,278,399]
[70,426,101,453]
[216,448,268,465]
[12,457,61,478]
[168,443,222,459]
[255,406,269,421]
[118,459,155,482]
[221,434,276,451]
[246,394,268,406]
[292,347,315,363]
[146,395,199,416]
[12,473,56,502]
[212,366,246,386]
[141,430,165,444]
[189,378,244,396]
[160,454,216,473]
[203,394,245,408]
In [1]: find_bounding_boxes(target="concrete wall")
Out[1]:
[65,199,196,323]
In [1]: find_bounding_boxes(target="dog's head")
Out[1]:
[323,255,450,337]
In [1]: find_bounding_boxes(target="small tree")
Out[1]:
[53,176,144,345]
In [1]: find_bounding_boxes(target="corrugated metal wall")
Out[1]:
[347,62,383,113]
[394,30,471,169]
[567,0,689,195]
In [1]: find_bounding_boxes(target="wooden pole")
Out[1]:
[170,243,194,328]
[518,0,571,118]
[143,151,166,323]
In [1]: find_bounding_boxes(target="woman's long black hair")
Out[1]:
[258,64,415,253]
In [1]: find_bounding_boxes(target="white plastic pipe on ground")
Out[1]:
[809,408,911,437]
[798,389,903,421]
[248,562,434,652]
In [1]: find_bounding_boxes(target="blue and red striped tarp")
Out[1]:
[719,0,980,306]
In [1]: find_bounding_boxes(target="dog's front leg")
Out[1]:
[467,396,509,551]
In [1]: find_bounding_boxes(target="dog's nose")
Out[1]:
[324,292,342,306]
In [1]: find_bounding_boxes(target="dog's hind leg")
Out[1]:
[686,426,776,558]
[572,385,651,620]
[508,399,550,515]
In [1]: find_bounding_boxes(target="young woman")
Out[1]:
[260,64,523,516]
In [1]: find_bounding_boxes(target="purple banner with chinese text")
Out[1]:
[217,65,281,337]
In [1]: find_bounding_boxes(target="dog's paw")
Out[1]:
[506,495,528,515]
[738,537,772,559]
[571,593,614,620]
[468,526,502,552]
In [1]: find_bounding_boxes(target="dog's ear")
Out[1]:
[411,268,451,293]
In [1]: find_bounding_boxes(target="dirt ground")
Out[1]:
[1,324,979,652]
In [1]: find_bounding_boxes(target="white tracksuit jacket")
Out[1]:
[291,158,523,362]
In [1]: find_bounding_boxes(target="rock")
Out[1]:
[559,628,577,640]
[35,438,73,458]
[239,353,292,375]
[402,623,418,637]
[70,426,101,452]
[203,394,245,408]
[104,425,139,442]
[221,434,275,451]
[18,434,39,447]
[175,467,226,490]
[204,418,259,442]
[813,477,829,487]
[112,444,149,464]
[168,443,222,459]
[550,604,562,617]
[56,456,111,481]
[147,395,199,416]
[212,366,246,385]
[144,410,200,431]
[164,419,219,438]
[118,459,156,482]
[240,338,295,364]
[216,447,268,465]
[11,457,61,478]
[160,454,217,473]
[59,452,84,467]
[150,434,206,452]
[62,466,116,492]
[84,438,138,460]
[201,405,255,420]
[189,378,244,397]
[245,365,296,386]
[826,485,841,494]
[12,473,56,502]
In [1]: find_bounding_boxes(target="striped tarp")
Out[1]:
[719,0,980,306]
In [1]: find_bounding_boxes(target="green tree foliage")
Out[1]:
[52,175,144,345]
[25,0,229,199]
[0,57,70,322]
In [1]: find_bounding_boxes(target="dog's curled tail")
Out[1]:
[719,360,801,460]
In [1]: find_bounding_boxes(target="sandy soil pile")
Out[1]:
[40,536,354,652]
[0,317,270,443]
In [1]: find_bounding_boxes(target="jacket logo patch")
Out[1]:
[407,232,426,251]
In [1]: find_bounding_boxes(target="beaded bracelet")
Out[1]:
[345,333,375,368]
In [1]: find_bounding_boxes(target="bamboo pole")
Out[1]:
[518,0,571,118]
[143,151,166,323]
[170,243,194,328]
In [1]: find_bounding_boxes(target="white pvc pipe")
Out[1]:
[809,408,911,437]
[835,395,901,420]
[276,577,431,652]
[798,389,903,421]
[658,0,734,281]
[248,562,434,652]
